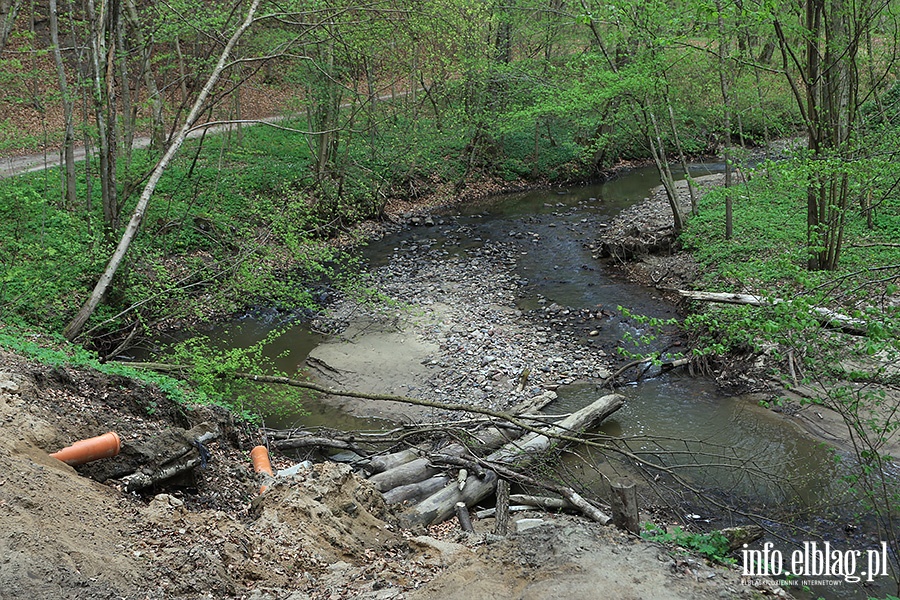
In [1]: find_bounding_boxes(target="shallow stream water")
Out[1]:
[149,165,896,599]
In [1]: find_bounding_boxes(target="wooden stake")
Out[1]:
[610,478,640,534]
[455,502,474,533]
[494,479,510,536]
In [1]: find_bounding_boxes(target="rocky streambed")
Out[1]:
[305,230,621,422]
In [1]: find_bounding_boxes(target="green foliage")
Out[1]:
[0,320,206,409]
[161,328,310,422]
[641,523,736,565]
[616,306,682,362]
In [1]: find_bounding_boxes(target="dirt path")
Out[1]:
[0,116,286,179]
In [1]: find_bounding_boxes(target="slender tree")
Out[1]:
[0,0,22,54]
[773,0,884,270]
[48,0,77,208]
[63,0,263,341]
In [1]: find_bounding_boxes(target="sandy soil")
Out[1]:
[0,348,787,600]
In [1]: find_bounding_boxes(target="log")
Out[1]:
[561,488,612,525]
[369,457,436,492]
[455,502,475,533]
[272,436,367,455]
[476,505,532,519]
[382,475,450,505]
[369,423,522,492]
[121,453,203,492]
[509,494,575,511]
[719,525,764,552]
[120,424,219,492]
[674,289,866,335]
[368,449,419,473]
[399,393,624,528]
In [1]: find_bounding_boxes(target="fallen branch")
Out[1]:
[272,435,368,455]
[604,356,689,388]
[119,423,219,492]
[674,289,867,335]
[119,363,564,434]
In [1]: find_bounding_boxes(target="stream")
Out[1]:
[149,165,896,599]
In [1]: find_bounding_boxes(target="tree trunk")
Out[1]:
[647,109,684,232]
[774,0,868,271]
[175,34,188,104]
[63,0,263,341]
[48,0,77,208]
[494,480,510,535]
[117,8,135,170]
[674,289,866,334]
[610,478,640,534]
[368,424,522,492]
[124,0,164,151]
[715,0,733,240]
[0,0,22,55]
[666,97,696,216]
[85,0,118,232]
[382,475,450,506]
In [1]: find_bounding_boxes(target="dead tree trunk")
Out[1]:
[369,424,522,492]
[674,289,866,334]
[610,478,640,534]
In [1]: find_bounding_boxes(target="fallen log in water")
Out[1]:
[398,393,624,528]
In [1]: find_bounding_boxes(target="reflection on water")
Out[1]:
[553,378,847,508]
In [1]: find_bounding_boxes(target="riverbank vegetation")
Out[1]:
[2,1,900,594]
[1,0,898,461]
[1,0,807,349]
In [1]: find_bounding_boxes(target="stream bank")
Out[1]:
[0,347,784,600]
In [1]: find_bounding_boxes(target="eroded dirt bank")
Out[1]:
[0,347,788,599]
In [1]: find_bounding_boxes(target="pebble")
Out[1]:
[318,224,617,414]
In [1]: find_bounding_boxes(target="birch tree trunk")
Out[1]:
[63,0,263,341]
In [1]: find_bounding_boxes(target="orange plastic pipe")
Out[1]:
[51,432,121,466]
[250,445,274,493]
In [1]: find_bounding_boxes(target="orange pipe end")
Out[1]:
[250,445,274,493]
[51,432,121,466]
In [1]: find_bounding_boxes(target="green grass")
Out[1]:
[641,523,736,565]
[678,160,900,356]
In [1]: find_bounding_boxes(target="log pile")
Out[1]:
[269,392,626,529]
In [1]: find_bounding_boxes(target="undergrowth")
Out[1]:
[641,522,736,565]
